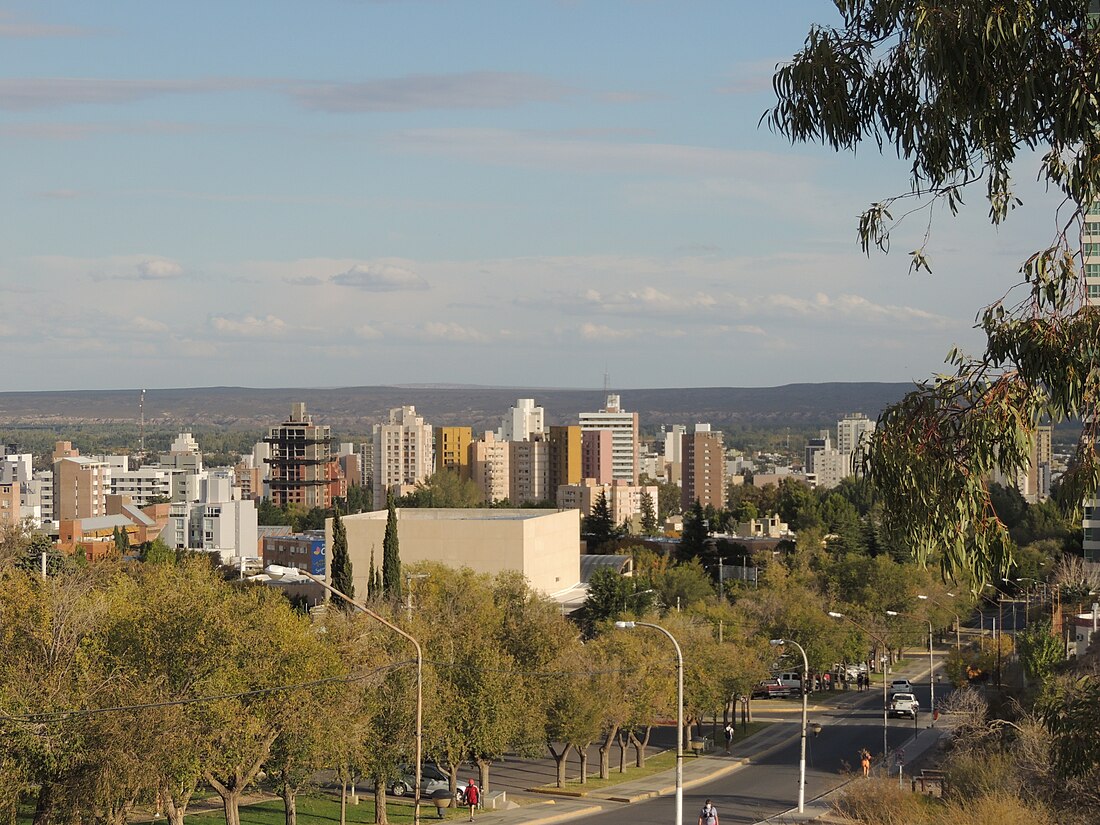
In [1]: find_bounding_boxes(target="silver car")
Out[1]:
[389,764,468,803]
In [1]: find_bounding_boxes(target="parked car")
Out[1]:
[750,678,791,699]
[389,764,468,802]
[889,679,913,694]
[887,692,919,718]
[774,671,804,692]
[833,662,867,681]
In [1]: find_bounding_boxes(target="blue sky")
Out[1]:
[0,1,1062,391]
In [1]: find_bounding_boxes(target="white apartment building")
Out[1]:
[811,449,853,489]
[372,406,434,509]
[498,398,546,442]
[110,467,173,506]
[0,449,33,485]
[837,413,876,455]
[661,424,687,484]
[580,394,639,484]
[163,483,257,563]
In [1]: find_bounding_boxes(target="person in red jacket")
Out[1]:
[465,779,480,821]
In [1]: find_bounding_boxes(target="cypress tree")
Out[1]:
[640,490,658,536]
[382,491,401,598]
[367,545,378,600]
[330,512,354,603]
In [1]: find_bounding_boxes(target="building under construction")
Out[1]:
[264,402,340,509]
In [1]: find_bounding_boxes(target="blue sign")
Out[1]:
[310,539,326,576]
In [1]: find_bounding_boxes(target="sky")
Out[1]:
[0,1,1065,392]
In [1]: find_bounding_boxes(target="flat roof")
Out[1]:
[349,508,568,522]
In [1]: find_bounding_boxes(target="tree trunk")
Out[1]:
[165,793,188,825]
[628,727,652,768]
[477,758,490,795]
[598,724,618,779]
[547,742,569,787]
[373,775,389,825]
[32,781,55,825]
[282,783,298,825]
[575,743,589,784]
[340,779,348,825]
[219,790,242,825]
[616,730,628,773]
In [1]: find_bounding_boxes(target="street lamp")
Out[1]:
[769,639,808,813]
[266,565,425,825]
[886,610,935,728]
[405,572,430,623]
[828,611,888,761]
[917,594,961,652]
[615,620,683,825]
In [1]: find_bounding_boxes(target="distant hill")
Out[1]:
[0,383,915,435]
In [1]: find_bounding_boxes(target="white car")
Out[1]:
[889,678,913,694]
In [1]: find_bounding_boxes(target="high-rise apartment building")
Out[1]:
[52,442,111,522]
[264,403,338,509]
[581,429,613,483]
[662,424,687,484]
[372,406,434,509]
[470,431,510,504]
[0,481,19,528]
[681,426,725,510]
[805,430,831,476]
[836,413,876,455]
[435,426,473,480]
[509,438,550,505]
[548,425,582,491]
[498,398,545,442]
[579,395,638,483]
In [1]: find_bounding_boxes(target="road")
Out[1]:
[570,675,948,825]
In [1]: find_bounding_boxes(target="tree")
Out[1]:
[142,537,175,565]
[331,512,354,604]
[678,500,708,560]
[583,490,619,550]
[382,492,401,599]
[769,2,1100,583]
[1017,621,1064,684]
[639,490,659,536]
[398,471,483,508]
[579,568,656,635]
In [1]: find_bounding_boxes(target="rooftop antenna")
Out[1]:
[603,368,610,394]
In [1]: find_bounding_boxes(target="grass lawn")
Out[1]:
[186,792,466,825]
[532,722,772,794]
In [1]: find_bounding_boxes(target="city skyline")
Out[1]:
[1,1,1063,391]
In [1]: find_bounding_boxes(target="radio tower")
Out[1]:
[139,389,146,458]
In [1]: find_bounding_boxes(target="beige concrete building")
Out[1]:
[373,406,434,509]
[332,508,581,597]
[0,481,19,528]
[470,431,510,503]
[557,478,659,529]
[53,443,111,522]
[991,424,1052,504]
[509,438,550,504]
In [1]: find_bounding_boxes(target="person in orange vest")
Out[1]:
[465,779,480,821]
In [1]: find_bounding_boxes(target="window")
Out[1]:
[1090,284,1100,300]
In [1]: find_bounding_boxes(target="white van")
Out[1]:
[774,671,803,691]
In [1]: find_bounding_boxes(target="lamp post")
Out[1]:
[615,620,683,825]
[769,639,808,813]
[266,565,425,825]
[828,611,889,761]
[917,594,961,652]
[405,572,430,623]
[886,610,935,727]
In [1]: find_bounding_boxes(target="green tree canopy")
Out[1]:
[770,1,1100,584]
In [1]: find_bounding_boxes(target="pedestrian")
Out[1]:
[724,722,734,753]
[698,798,719,825]
[465,779,480,821]
[857,672,864,692]
[860,749,871,777]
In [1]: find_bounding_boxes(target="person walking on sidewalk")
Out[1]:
[465,779,480,821]
[724,722,734,753]
[699,799,719,825]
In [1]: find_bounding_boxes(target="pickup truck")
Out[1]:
[750,678,791,699]
[888,692,919,718]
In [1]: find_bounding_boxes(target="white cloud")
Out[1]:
[333,263,429,292]
[130,316,168,333]
[421,322,489,343]
[0,77,265,111]
[136,258,184,280]
[289,72,574,113]
[580,323,636,341]
[735,324,767,336]
[354,324,384,340]
[209,314,287,337]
